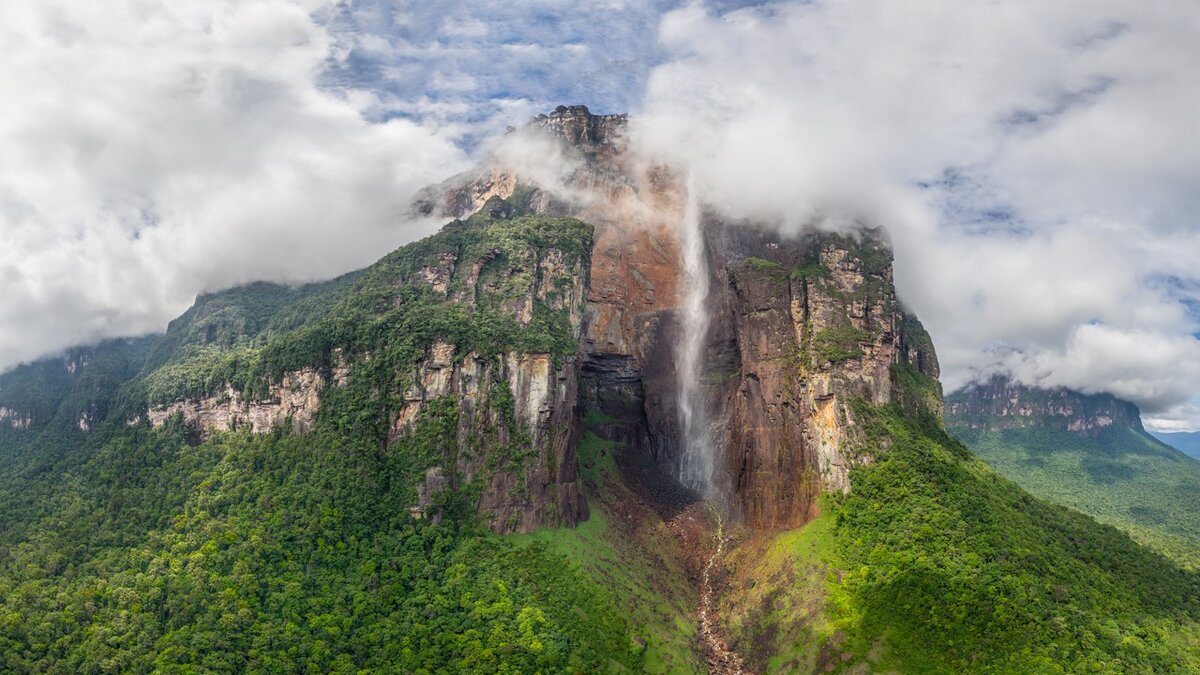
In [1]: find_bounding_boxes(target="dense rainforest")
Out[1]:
[948,382,1200,571]
[1,194,1199,673]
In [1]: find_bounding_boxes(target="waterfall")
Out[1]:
[676,174,714,497]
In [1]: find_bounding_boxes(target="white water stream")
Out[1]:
[676,174,715,497]
[675,176,747,673]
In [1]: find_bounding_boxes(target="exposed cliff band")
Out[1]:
[421,104,942,530]
[29,105,942,536]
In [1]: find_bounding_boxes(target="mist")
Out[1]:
[3,0,1200,429]
[629,1,1200,429]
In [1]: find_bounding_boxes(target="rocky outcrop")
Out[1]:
[700,223,940,528]
[532,104,629,148]
[381,214,593,534]
[419,104,942,531]
[0,406,31,430]
[393,342,586,534]
[946,377,1143,437]
[147,368,327,437]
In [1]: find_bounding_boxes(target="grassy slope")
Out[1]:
[721,508,840,673]
[951,425,1200,569]
[512,425,705,673]
[720,405,1200,674]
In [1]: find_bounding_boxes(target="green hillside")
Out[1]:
[950,424,1200,571]
[806,405,1199,673]
[2,203,1200,671]
[946,379,1200,571]
[0,207,644,673]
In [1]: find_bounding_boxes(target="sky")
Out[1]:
[1,1,1199,429]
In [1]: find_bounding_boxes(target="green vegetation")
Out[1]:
[890,362,943,421]
[726,405,1200,673]
[0,338,153,432]
[0,204,644,672]
[721,506,840,673]
[832,405,1200,673]
[822,231,892,277]
[0,420,639,672]
[513,427,704,673]
[125,210,590,410]
[742,256,787,273]
[790,259,831,281]
[6,199,1200,672]
[951,424,1200,570]
[812,324,869,364]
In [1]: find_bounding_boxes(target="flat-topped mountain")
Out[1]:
[947,375,1144,435]
[1,106,1199,673]
[948,376,1200,569]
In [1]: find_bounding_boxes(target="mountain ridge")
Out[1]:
[1151,430,1200,459]
[1,106,1199,672]
[948,375,1200,569]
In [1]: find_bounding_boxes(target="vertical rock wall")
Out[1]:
[424,104,942,531]
[703,222,940,528]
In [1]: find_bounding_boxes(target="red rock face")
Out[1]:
[702,222,939,528]
[424,105,941,531]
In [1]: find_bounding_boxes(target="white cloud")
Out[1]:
[630,1,1200,428]
[0,0,467,370]
[4,0,1200,433]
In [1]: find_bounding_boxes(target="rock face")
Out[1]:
[702,223,939,527]
[532,104,629,149]
[0,407,30,430]
[425,105,942,531]
[146,368,327,437]
[393,343,586,533]
[138,210,592,535]
[946,377,1144,437]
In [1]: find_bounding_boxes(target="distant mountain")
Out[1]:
[947,376,1200,569]
[2,106,1200,672]
[1151,430,1200,460]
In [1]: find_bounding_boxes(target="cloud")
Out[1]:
[4,0,1200,432]
[630,1,1200,428]
[0,0,467,371]
[320,0,680,144]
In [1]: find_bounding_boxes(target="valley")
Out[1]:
[1,106,1199,673]
[948,378,1200,570]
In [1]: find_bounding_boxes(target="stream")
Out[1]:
[697,507,748,675]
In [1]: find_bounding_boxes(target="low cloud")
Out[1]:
[631,1,1200,428]
[0,0,467,369]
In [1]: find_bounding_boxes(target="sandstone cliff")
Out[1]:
[383,215,592,533]
[703,223,939,527]
[129,208,592,535]
[146,368,329,436]
[947,376,1144,436]
[425,105,941,530]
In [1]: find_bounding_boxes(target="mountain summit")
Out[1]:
[1,107,1199,673]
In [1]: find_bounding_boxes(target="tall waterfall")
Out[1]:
[676,174,715,497]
